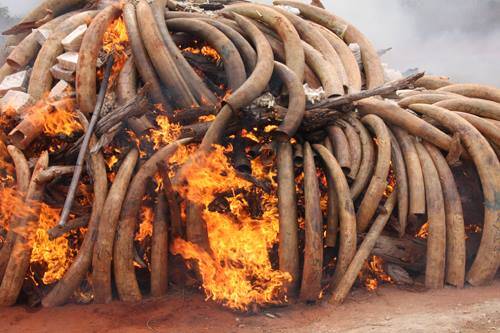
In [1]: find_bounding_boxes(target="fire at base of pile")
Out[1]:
[0,0,498,312]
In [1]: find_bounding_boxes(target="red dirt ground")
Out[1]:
[1,280,499,332]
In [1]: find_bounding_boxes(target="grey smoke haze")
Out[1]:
[1,0,499,85]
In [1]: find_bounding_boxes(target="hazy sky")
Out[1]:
[1,0,499,85]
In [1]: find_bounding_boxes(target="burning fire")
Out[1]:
[171,146,292,311]
[361,256,392,291]
[183,45,222,63]
[29,204,75,285]
[20,97,83,138]
[101,16,129,83]
[0,187,74,285]
[135,206,154,242]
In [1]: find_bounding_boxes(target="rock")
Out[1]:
[33,28,51,45]
[49,80,73,99]
[57,52,79,72]
[0,70,30,96]
[50,64,75,83]
[62,24,87,52]
[0,90,35,115]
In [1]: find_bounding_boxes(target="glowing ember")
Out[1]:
[172,146,291,311]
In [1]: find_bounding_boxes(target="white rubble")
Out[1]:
[62,24,87,52]
[0,90,35,115]
[303,84,326,104]
[57,52,79,72]
[0,70,30,96]
[33,28,51,45]
[49,80,73,99]
[50,64,75,82]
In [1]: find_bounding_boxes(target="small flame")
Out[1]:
[101,16,129,84]
[135,206,154,242]
[360,256,392,291]
[183,45,222,63]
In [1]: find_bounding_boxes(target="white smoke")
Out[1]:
[2,0,499,85]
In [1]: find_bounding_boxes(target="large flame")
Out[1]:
[171,145,291,311]
[29,204,75,285]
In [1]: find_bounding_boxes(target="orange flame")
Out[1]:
[172,146,291,311]
[135,206,154,242]
[183,45,222,63]
[361,256,392,291]
[101,16,129,84]
[29,204,75,284]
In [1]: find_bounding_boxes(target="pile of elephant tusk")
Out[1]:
[0,0,498,311]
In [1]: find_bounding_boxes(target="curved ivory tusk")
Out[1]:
[434,98,500,121]
[300,142,324,302]
[274,61,306,138]
[330,191,396,304]
[387,128,409,238]
[438,83,500,103]
[414,141,446,289]
[123,3,170,109]
[224,3,305,82]
[42,115,108,307]
[409,103,500,286]
[0,152,49,306]
[150,0,217,106]
[0,146,30,281]
[113,138,192,302]
[3,0,88,48]
[116,57,154,134]
[28,11,98,100]
[414,75,452,90]
[274,0,384,89]
[273,6,347,91]
[356,114,392,233]
[455,112,500,147]
[198,14,274,151]
[398,93,458,109]
[136,1,198,108]
[76,5,121,115]
[92,149,139,304]
[392,126,426,225]
[357,98,453,152]
[337,119,362,180]
[276,140,300,294]
[347,116,375,200]
[166,18,246,92]
[424,142,466,288]
[6,11,73,70]
[313,144,357,290]
[327,125,351,174]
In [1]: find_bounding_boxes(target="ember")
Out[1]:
[0,0,497,314]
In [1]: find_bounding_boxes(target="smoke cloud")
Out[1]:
[1,0,499,85]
